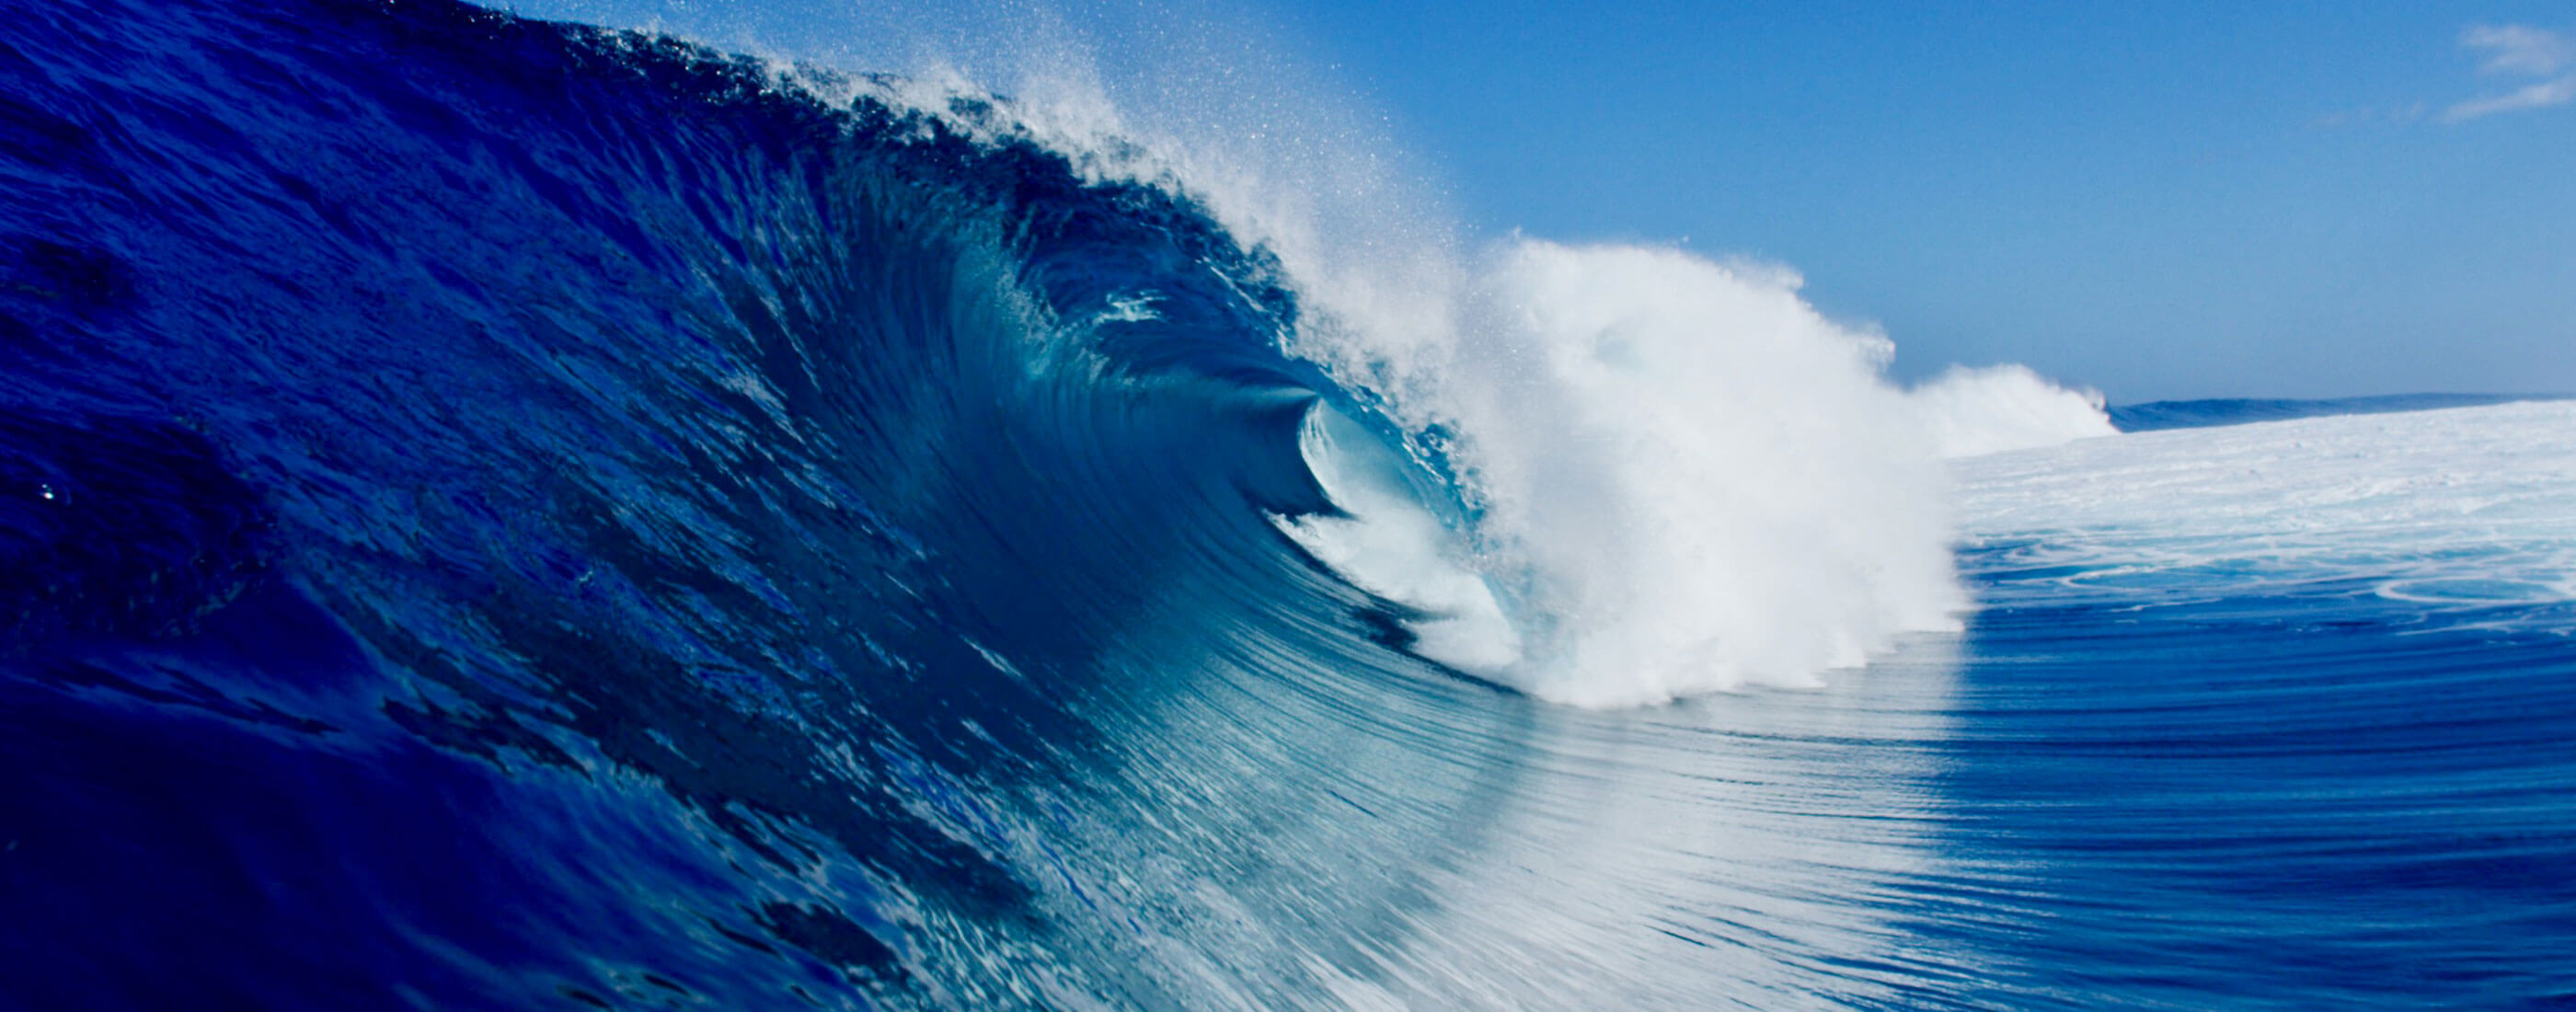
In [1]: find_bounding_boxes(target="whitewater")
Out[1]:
[2,0,2570,1008]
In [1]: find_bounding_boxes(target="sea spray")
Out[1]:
[1908,363,2117,458]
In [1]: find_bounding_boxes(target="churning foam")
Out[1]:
[1436,242,1970,705]
[1908,363,2118,459]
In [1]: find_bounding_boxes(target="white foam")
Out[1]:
[1424,242,1970,706]
[1907,363,2116,458]
[1952,400,2576,612]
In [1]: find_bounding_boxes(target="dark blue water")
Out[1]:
[6,1,2572,1007]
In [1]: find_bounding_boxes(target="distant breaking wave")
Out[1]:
[2108,392,2575,432]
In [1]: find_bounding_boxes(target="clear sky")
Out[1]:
[1243,1,2576,400]
[521,0,2575,402]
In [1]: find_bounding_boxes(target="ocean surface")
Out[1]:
[4,1,2571,1008]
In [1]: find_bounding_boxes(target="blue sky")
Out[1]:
[523,0,2574,402]
[1247,1,2576,400]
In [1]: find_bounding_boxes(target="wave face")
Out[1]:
[5,1,2571,1008]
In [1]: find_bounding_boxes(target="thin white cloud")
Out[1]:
[2460,23,2573,76]
[2442,24,2575,122]
[2444,74,2576,121]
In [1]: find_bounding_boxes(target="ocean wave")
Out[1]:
[10,1,2562,1008]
